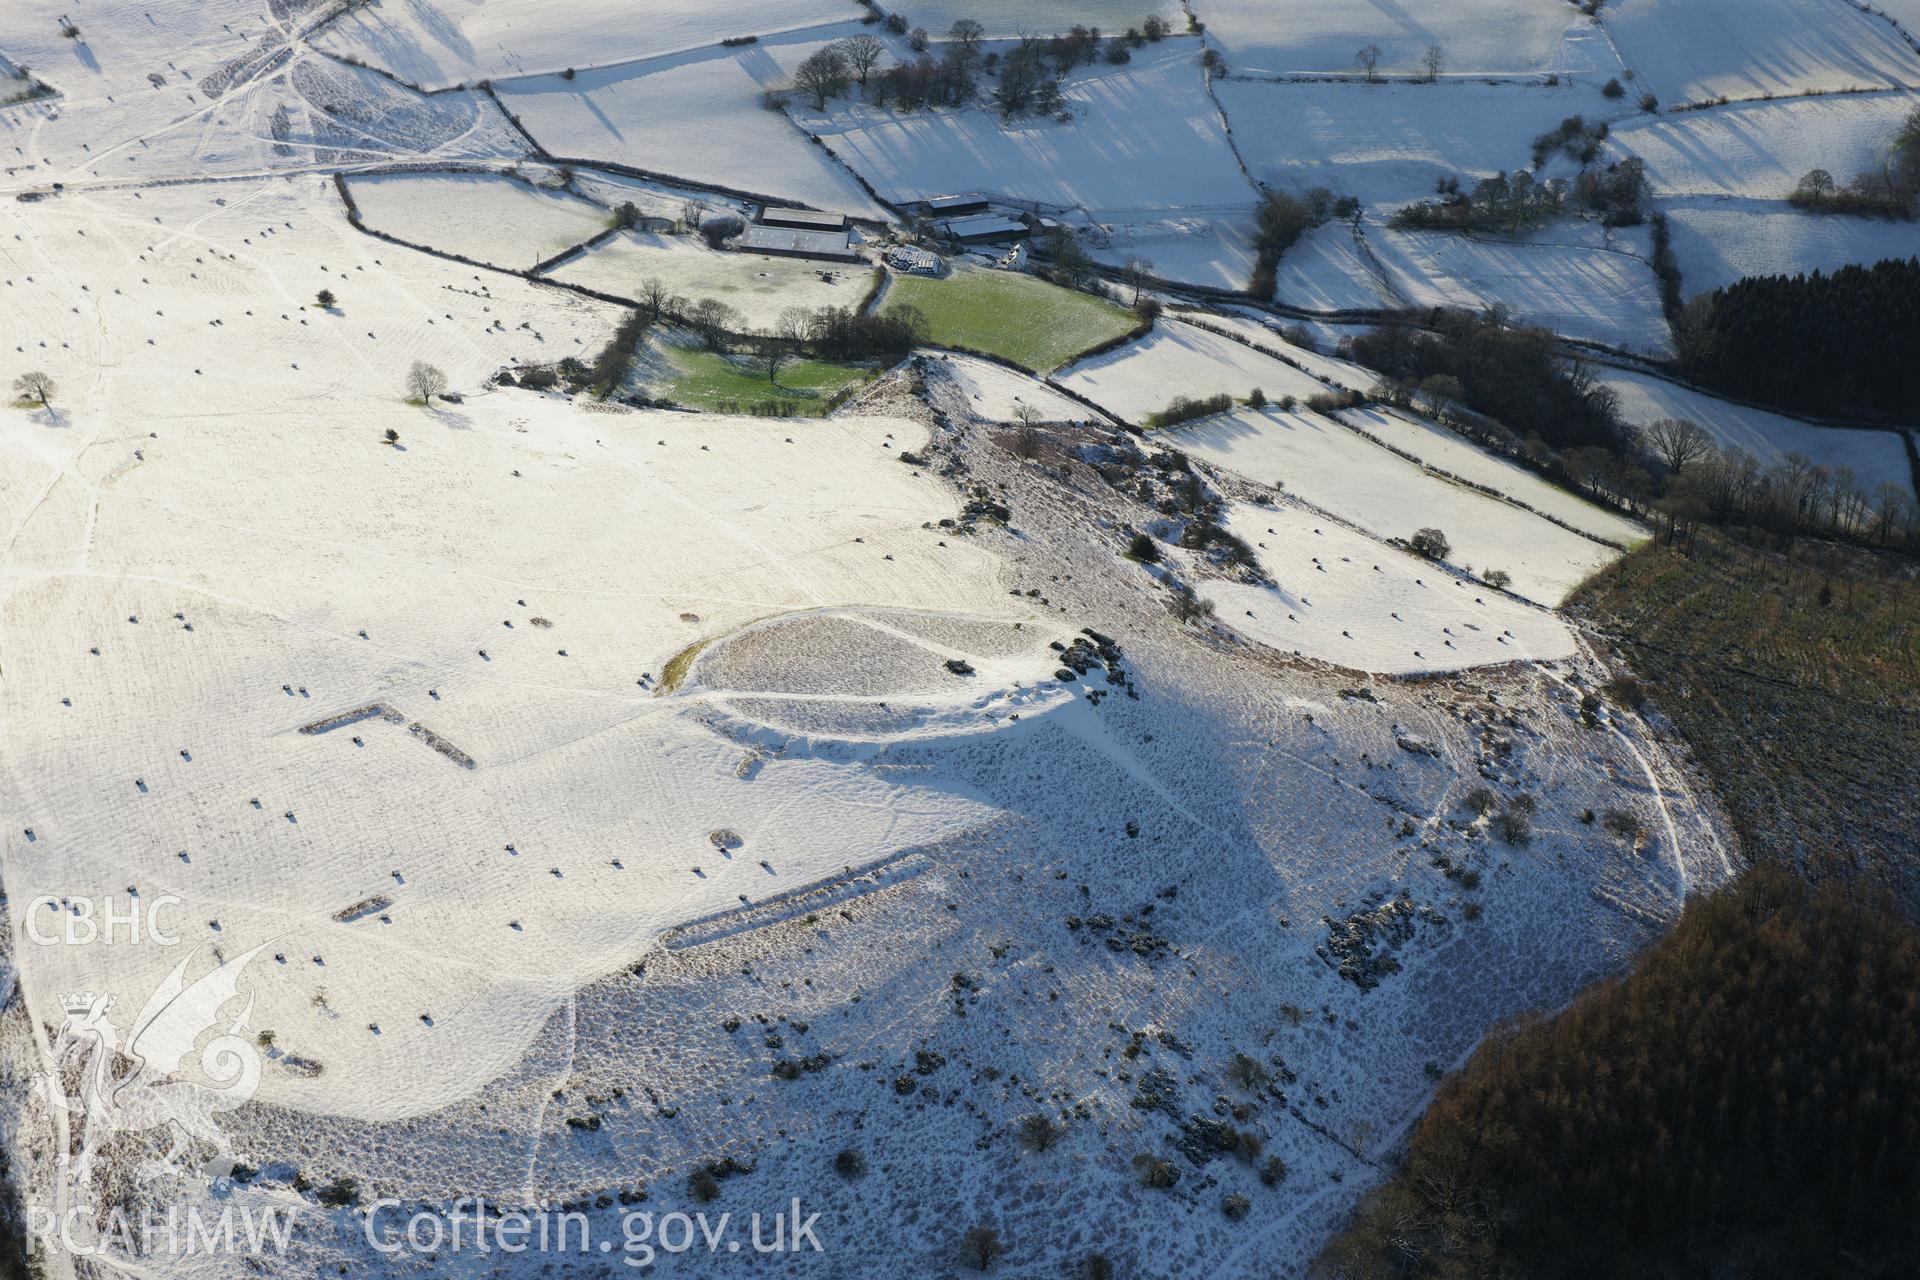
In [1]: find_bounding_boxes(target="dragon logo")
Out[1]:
[43,944,271,1205]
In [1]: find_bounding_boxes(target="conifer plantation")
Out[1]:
[1676,257,1920,419]
[1316,865,1920,1279]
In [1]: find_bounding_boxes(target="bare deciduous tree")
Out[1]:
[754,308,813,386]
[1423,44,1445,82]
[839,35,884,86]
[752,332,788,386]
[1641,417,1713,474]
[1011,403,1045,459]
[949,18,985,67]
[1016,1114,1061,1151]
[957,1224,1007,1271]
[1170,587,1215,624]
[776,306,811,344]
[1792,168,1836,205]
[1885,104,1920,191]
[405,361,448,404]
[686,298,741,351]
[13,370,55,407]
[639,277,669,323]
[1355,43,1383,83]
[793,45,851,109]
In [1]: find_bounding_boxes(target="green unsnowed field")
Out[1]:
[1572,533,1920,905]
[656,347,875,417]
[879,264,1137,373]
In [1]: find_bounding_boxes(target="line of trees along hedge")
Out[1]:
[1675,257,1920,418]
[1249,188,1351,297]
[1336,308,1919,551]
[1146,392,1234,429]
[806,306,920,362]
[588,310,649,396]
[1346,308,1628,454]
[1315,864,1920,1280]
[1330,303,1920,561]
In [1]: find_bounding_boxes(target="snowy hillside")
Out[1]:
[0,1,1908,1277]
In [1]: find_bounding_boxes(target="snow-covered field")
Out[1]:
[1335,406,1651,549]
[1,20,530,187]
[1594,89,1920,296]
[315,0,862,91]
[1609,91,1920,198]
[1595,367,1916,491]
[1367,224,1674,356]
[494,29,890,217]
[1660,201,1920,296]
[1200,499,1579,674]
[1169,407,1632,604]
[888,0,1183,36]
[548,230,874,327]
[566,167,736,224]
[809,38,1255,215]
[1197,0,1613,77]
[346,171,612,270]
[1196,310,1392,395]
[2,0,285,106]
[1271,220,1396,309]
[927,352,1100,423]
[0,178,1029,1114]
[1601,0,1920,104]
[1218,78,1632,208]
[1091,210,1259,290]
[1267,218,1676,355]
[1058,319,1328,421]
